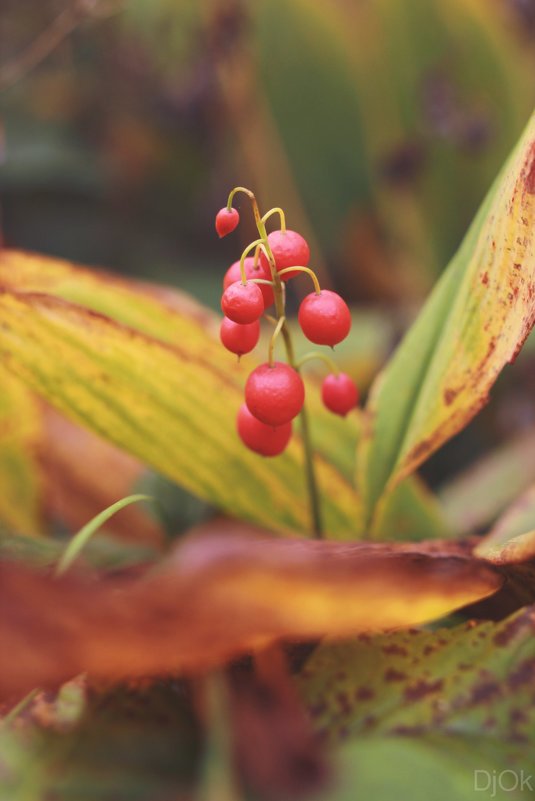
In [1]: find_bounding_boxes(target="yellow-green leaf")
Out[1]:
[0,289,357,536]
[357,111,535,527]
[0,365,43,535]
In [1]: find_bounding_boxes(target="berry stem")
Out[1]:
[239,238,264,283]
[261,207,287,232]
[227,187,263,229]
[249,278,275,287]
[278,266,321,294]
[268,316,286,367]
[254,213,323,539]
[296,351,340,375]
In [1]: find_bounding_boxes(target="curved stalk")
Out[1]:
[278,266,321,294]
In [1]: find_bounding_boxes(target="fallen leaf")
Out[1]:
[0,523,501,697]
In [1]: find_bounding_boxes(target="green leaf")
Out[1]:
[0,681,200,801]
[438,428,535,535]
[300,607,535,799]
[357,111,535,527]
[329,735,527,801]
[55,494,152,576]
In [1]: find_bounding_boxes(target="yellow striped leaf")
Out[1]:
[0,288,358,536]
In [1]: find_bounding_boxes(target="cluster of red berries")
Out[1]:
[216,196,359,457]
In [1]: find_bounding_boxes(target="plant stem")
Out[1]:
[296,350,339,374]
[253,209,323,538]
[297,401,323,537]
[278,266,321,293]
[261,207,286,231]
[268,316,286,366]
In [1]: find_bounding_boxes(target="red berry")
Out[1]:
[223,257,274,309]
[245,361,305,426]
[260,229,310,281]
[220,317,260,356]
[215,207,239,238]
[298,290,351,346]
[237,404,292,457]
[221,281,264,324]
[322,373,359,416]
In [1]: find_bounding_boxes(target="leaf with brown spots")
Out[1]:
[358,112,535,528]
[299,606,535,798]
[0,523,501,698]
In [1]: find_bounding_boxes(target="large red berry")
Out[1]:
[322,373,359,416]
[237,404,292,457]
[298,290,351,346]
[215,207,239,238]
[223,257,274,309]
[245,361,305,426]
[221,281,264,324]
[260,229,310,281]
[220,317,260,356]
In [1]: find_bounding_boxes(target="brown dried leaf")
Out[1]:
[0,523,501,697]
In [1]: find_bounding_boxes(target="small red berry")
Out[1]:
[298,290,351,346]
[223,257,274,309]
[215,207,239,238]
[322,373,359,416]
[260,229,310,281]
[220,317,260,356]
[245,361,305,426]
[221,281,264,324]
[237,404,292,457]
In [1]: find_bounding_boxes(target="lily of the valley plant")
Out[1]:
[0,112,534,801]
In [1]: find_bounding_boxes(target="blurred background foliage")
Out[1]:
[0,0,534,495]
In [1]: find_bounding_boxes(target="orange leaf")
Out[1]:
[0,523,501,697]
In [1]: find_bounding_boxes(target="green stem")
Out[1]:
[227,187,262,229]
[261,206,286,231]
[254,213,323,538]
[278,266,321,293]
[268,316,286,366]
[296,350,339,374]
[239,238,264,283]
[297,403,322,537]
